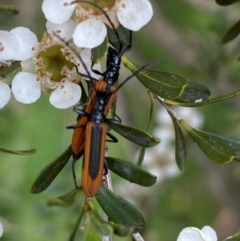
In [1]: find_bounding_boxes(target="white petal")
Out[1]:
[21,58,36,73]
[0,82,11,108]
[12,72,41,104]
[10,27,38,61]
[77,48,102,80]
[117,0,153,31]
[42,0,75,24]
[177,227,206,241]
[201,226,217,241]
[0,31,19,61]
[46,19,77,41]
[73,18,107,48]
[0,222,3,237]
[49,81,81,109]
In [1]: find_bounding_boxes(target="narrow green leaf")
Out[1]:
[137,90,155,166]
[122,57,188,99]
[107,24,132,53]
[169,114,186,170]
[180,120,237,164]
[222,232,240,241]
[175,82,211,103]
[222,19,240,44]
[92,37,108,63]
[106,157,157,186]
[108,122,160,147]
[0,146,36,155]
[95,184,146,232]
[165,88,240,107]
[31,145,72,194]
[0,4,19,15]
[47,189,80,207]
[201,133,240,161]
[215,0,240,6]
[0,61,21,78]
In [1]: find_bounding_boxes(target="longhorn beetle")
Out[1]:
[67,1,132,197]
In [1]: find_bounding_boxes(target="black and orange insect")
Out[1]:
[67,4,132,197]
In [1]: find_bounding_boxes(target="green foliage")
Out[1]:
[0,4,19,15]
[95,184,146,233]
[222,19,240,44]
[106,157,157,186]
[0,146,36,155]
[107,24,132,53]
[47,189,81,207]
[0,61,21,78]
[31,145,72,194]
[169,113,187,170]
[222,232,240,241]
[122,57,188,100]
[108,122,160,147]
[180,120,237,164]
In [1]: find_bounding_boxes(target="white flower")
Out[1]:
[46,19,76,42]
[177,226,217,241]
[73,18,107,48]
[42,0,153,48]
[0,27,37,61]
[116,0,153,31]
[0,222,3,237]
[0,82,11,109]
[1,26,100,109]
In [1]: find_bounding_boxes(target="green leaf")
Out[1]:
[106,157,157,186]
[180,120,237,164]
[89,200,131,237]
[222,232,240,241]
[0,146,36,155]
[84,228,101,241]
[175,82,211,103]
[137,90,155,166]
[31,145,72,194]
[0,4,19,15]
[169,114,186,170]
[215,0,240,6]
[200,133,240,161]
[107,24,132,53]
[108,122,160,147]
[95,184,146,232]
[165,88,240,107]
[0,61,21,78]
[92,37,108,63]
[122,57,188,99]
[47,189,80,207]
[222,19,240,44]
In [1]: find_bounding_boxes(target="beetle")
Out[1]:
[67,2,132,197]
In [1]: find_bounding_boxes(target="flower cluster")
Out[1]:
[0,0,153,109]
[42,0,153,48]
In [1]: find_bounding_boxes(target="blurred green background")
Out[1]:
[1,0,240,240]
